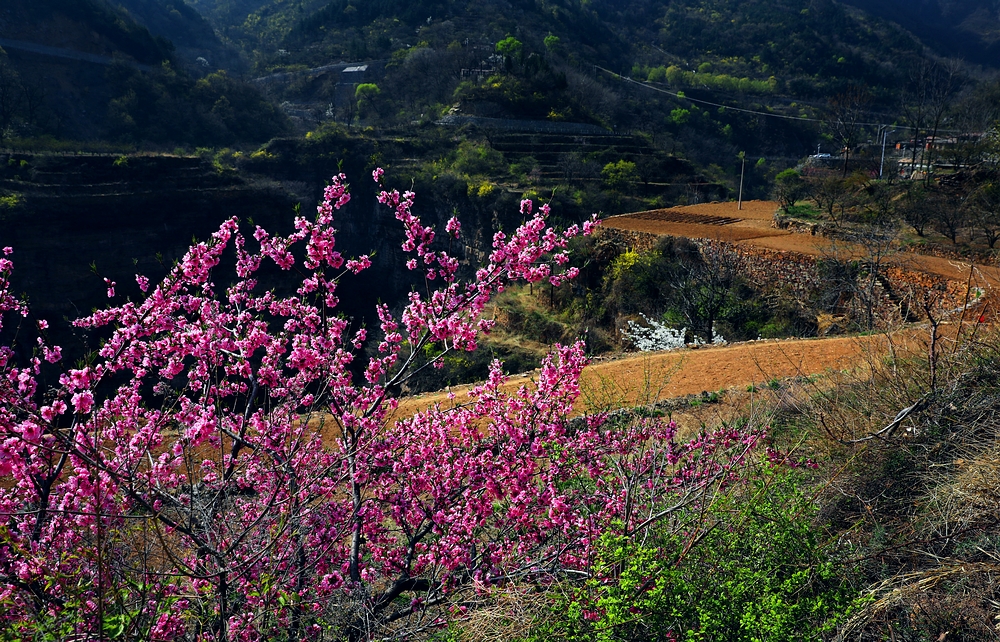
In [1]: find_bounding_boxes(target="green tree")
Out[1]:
[601,160,638,194]
[773,168,804,212]
[453,140,506,176]
[354,82,381,120]
[496,36,523,71]
[669,108,691,125]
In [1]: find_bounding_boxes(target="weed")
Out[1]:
[0,194,23,210]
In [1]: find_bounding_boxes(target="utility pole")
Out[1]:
[737,153,746,210]
[879,126,896,179]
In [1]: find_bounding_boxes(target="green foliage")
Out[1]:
[649,65,777,95]
[601,160,638,193]
[526,469,856,641]
[0,193,23,211]
[608,249,641,281]
[783,202,820,220]
[773,168,805,211]
[355,83,380,100]
[453,59,578,122]
[654,0,923,96]
[453,141,507,177]
[104,63,289,146]
[355,82,382,119]
[669,108,691,125]
[496,36,524,61]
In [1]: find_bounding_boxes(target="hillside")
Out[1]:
[172,0,999,185]
[844,0,1000,65]
[114,0,246,72]
[3,0,997,170]
[0,0,286,145]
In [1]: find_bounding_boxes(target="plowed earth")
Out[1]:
[396,335,870,416]
[604,200,998,284]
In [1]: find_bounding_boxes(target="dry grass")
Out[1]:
[792,322,1000,641]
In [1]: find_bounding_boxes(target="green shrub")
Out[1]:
[454,141,507,177]
[0,193,23,210]
[601,160,639,193]
[525,469,856,641]
[773,168,805,212]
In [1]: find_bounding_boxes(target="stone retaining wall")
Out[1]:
[593,227,977,327]
[593,227,661,253]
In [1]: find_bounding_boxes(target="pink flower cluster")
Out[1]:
[0,170,771,641]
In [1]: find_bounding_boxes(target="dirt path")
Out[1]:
[393,334,904,420]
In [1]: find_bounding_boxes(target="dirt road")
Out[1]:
[393,333,912,420]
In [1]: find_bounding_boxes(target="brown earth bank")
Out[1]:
[391,320,985,439]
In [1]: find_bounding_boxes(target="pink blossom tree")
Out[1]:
[0,170,766,641]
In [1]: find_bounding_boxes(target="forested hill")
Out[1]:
[1,0,174,66]
[113,0,245,71]
[194,0,997,90]
[2,0,999,158]
[0,0,287,145]
[170,0,998,147]
[841,0,1000,66]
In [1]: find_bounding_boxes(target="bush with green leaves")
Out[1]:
[453,140,508,177]
[602,160,639,193]
[525,467,856,642]
[773,168,805,212]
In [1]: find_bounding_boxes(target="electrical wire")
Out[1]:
[594,65,969,134]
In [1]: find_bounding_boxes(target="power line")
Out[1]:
[594,65,968,134]
[595,64,837,124]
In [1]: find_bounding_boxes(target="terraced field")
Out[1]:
[395,200,996,431]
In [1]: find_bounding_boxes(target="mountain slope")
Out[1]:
[113,0,246,72]
[0,0,288,145]
[0,0,173,65]
[841,0,1000,65]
